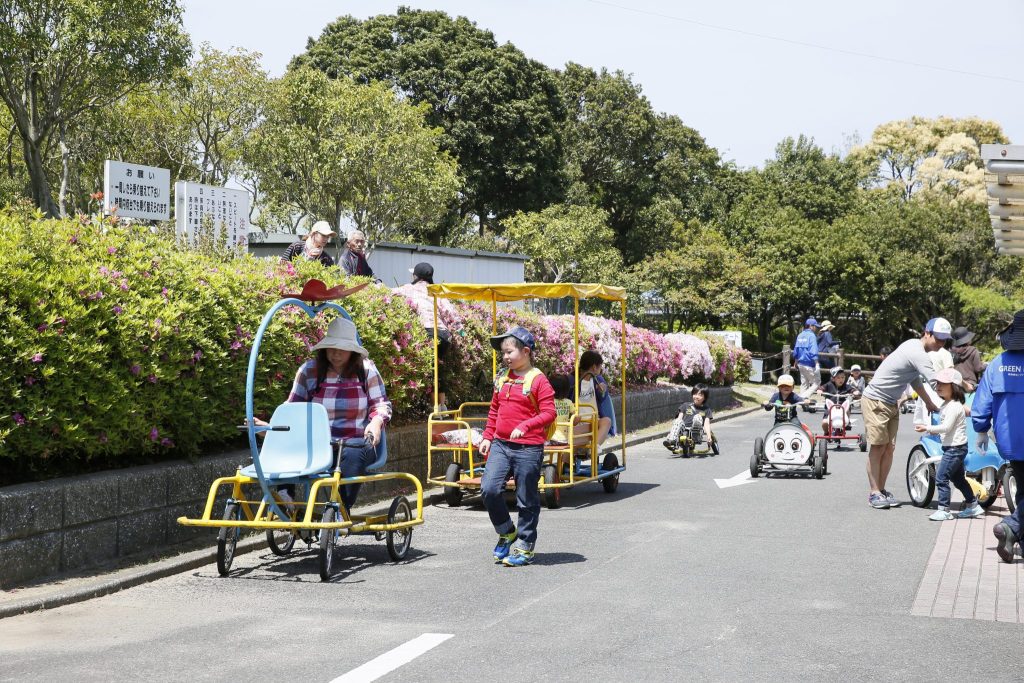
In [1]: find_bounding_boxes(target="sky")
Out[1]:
[181,0,1024,169]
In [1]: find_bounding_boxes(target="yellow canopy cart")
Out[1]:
[426,282,627,509]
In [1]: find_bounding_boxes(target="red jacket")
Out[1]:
[481,369,557,445]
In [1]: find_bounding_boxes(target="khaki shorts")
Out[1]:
[861,396,900,446]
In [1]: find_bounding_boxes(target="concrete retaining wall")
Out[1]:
[0,384,696,588]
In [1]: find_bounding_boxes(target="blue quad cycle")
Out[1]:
[178,280,425,581]
[904,393,1013,510]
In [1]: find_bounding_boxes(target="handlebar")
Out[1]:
[237,424,291,432]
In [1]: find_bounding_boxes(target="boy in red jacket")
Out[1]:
[479,326,557,567]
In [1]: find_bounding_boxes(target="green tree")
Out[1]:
[558,62,659,263]
[0,0,191,216]
[627,225,759,332]
[760,135,864,223]
[503,204,622,284]
[246,67,460,241]
[295,8,565,239]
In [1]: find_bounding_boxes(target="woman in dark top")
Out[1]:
[281,221,336,267]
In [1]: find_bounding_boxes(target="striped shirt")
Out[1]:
[287,358,392,439]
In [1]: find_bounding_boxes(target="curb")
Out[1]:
[0,403,762,618]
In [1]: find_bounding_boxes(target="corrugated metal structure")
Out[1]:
[247,233,528,286]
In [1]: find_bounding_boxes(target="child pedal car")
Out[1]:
[751,374,827,479]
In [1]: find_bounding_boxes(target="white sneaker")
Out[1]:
[957,502,985,519]
[929,508,955,521]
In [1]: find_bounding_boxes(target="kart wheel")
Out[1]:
[542,464,561,509]
[602,453,620,493]
[318,505,338,582]
[266,508,296,556]
[905,445,934,507]
[813,441,825,479]
[750,438,763,478]
[385,496,413,561]
[680,441,691,458]
[216,502,241,576]
[978,468,1001,510]
[858,434,867,452]
[443,462,464,507]
[1003,466,1019,515]
[711,437,720,456]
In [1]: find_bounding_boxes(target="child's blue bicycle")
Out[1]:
[904,393,1008,509]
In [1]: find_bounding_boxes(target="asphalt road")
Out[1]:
[1,411,1019,682]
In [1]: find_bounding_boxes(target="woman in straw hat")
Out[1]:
[253,316,392,510]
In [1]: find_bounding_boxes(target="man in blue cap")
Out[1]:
[972,309,1024,562]
[860,318,947,508]
[793,317,821,404]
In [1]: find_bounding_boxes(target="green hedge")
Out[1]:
[0,209,430,483]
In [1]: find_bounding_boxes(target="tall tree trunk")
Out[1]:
[58,123,71,218]
[23,139,58,217]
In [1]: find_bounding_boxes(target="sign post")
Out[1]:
[982,144,1024,256]
[102,160,170,221]
[174,181,250,250]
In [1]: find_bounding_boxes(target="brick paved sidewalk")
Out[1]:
[912,503,1023,622]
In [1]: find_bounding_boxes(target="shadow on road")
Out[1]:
[532,551,587,566]
[193,544,435,583]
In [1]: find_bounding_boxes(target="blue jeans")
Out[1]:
[480,439,543,547]
[936,444,975,509]
[338,438,378,511]
[1006,460,1024,537]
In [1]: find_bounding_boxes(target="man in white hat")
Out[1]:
[281,220,336,267]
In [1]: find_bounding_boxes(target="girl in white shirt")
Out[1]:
[915,368,983,520]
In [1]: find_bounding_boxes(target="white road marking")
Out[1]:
[329,633,454,683]
[714,470,757,489]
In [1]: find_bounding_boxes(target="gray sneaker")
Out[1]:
[882,490,901,507]
[993,522,1017,563]
[869,492,890,509]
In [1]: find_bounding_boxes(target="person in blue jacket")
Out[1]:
[793,318,820,403]
[972,308,1024,563]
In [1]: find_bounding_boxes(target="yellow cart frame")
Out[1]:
[425,282,628,508]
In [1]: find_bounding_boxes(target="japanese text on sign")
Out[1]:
[174,181,250,251]
[103,160,171,221]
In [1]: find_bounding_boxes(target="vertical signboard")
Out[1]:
[174,181,250,250]
[982,144,1024,256]
[103,160,171,221]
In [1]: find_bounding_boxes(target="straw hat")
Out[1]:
[820,320,835,331]
[311,317,368,357]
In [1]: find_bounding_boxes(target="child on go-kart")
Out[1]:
[663,384,714,452]
[816,366,860,432]
[762,374,805,423]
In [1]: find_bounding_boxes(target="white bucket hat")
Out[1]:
[311,317,368,357]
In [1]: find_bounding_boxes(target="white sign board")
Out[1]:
[103,160,170,221]
[704,330,743,348]
[174,181,250,249]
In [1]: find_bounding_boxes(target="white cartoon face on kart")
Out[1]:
[765,422,813,464]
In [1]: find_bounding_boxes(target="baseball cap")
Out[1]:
[935,367,963,386]
[829,366,845,377]
[409,262,434,280]
[309,220,335,237]
[805,317,820,327]
[777,374,795,387]
[490,326,536,352]
[925,317,952,340]
[850,364,862,372]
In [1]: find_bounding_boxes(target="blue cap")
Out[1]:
[805,317,819,327]
[490,326,536,352]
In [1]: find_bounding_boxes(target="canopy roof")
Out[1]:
[427,282,626,303]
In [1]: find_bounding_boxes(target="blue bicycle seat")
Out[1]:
[241,402,334,481]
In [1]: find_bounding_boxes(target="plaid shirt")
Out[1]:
[287,359,392,439]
